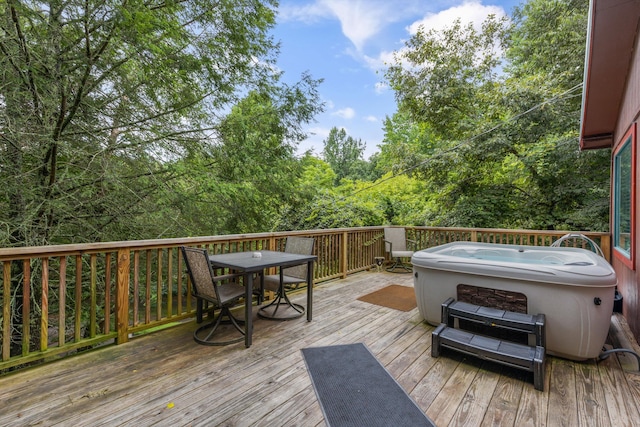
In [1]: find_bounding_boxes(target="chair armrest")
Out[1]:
[212,273,244,283]
[407,239,418,251]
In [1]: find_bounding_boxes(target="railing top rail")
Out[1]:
[0,226,607,261]
[0,227,383,261]
[412,226,609,237]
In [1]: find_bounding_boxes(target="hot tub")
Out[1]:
[412,242,617,360]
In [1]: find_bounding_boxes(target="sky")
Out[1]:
[271,0,523,159]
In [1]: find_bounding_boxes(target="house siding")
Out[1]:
[612,36,640,342]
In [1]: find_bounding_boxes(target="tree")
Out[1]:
[184,80,323,235]
[0,0,281,246]
[383,0,609,230]
[322,127,367,183]
[387,15,510,141]
[273,153,430,230]
[0,0,329,362]
[502,0,610,230]
[377,111,436,175]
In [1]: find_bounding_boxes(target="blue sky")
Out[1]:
[271,0,523,159]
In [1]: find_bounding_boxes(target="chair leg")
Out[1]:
[258,284,305,320]
[193,306,245,346]
[385,257,412,273]
[196,298,204,323]
[257,272,265,305]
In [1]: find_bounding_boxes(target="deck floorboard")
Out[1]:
[1,271,639,426]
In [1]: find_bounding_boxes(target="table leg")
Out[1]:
[307,260,313,322]
[245,273,253,348]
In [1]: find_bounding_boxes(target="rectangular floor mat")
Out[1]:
[301,343,435,427]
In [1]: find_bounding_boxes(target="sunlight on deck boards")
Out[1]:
[1,271,640,426]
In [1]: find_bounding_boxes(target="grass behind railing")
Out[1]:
[0,227,609,373]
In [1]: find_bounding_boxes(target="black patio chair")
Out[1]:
[181,246,247,346]
[258,236,315,319]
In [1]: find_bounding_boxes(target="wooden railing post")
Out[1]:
[116,249,130,344]
[341,231,348,279]
[600,234,612,263]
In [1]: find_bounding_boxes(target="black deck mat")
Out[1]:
[301,343,436,427]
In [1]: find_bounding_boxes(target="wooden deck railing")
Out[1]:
[0,227,609,373]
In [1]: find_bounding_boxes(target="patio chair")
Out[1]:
[181,246,246,346]
[384,227,416,273]
[259,237,315,319]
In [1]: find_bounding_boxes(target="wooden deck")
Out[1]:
[1,271,640,426]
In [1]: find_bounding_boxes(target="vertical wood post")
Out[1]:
[116,249,130,344]
[40,258,49,351]
[341,231,348,279]
[2,261,11,361]
[599,234,611,263]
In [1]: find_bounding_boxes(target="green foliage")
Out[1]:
[0,0,282,245]
[381,0,609,231]
[387,15,510,141]
[0,0,611,248]
[322,127,367,183]
[507,0,588,86]
[159,82,325,236]
[273,156,430,230]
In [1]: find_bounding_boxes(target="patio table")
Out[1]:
[208,250,316,347]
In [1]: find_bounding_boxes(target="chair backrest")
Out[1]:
[384,227,407,252]
[282,237,315,280]
[181,246,220,304]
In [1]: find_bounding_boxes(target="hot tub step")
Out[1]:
[433,298,546,391]
[432,323,546,391]
[441,297,546,347]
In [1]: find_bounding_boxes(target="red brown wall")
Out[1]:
[611,36,640,342]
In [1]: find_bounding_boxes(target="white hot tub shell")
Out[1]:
[412,242,617,360]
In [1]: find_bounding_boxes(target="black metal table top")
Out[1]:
[208,250,316,272]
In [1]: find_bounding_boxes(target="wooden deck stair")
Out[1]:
[432,298,546,391]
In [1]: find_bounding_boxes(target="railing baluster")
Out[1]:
[59,257,66,347]
[105,253,111,335]
[90,254,97,338]
[2,261,10,361]
[133,251,140,327]
[74,255,82,342]
[167,248,173,319]
[22,260,31,357]
[156,249,162,322]
[41,258,49,352]
[176,249,183,316]
[145,250,151,324]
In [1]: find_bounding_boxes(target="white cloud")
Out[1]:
[307,126,332,140]
[324,99,335,110]
[360,49,398,76]
[320,1,389,51]
[297,126,331,155]
[332,107,356,119]
[384,1,509,73]
[364,115,378,122]
[277,3,331,23]
[280,0,425,51]
[374,81,388,94]
[407,0,506,35]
